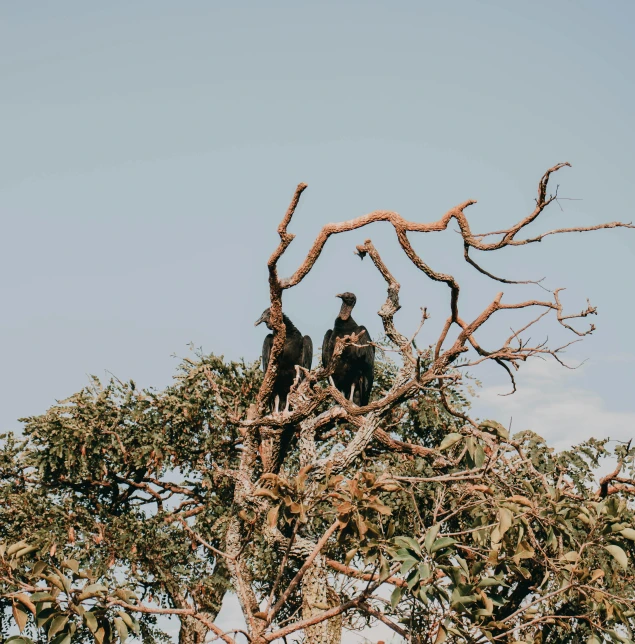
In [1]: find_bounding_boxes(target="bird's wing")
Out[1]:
[322,329,333,369]
[262,334,274,373]
[302,335,313,371]
[355,326,375,405]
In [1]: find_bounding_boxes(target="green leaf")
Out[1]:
[479,420,509,440]
[49,634,71,644]
[415,584,430,605]
[473,444,486,468]
[83,611,98,634]
[605,544,628,570]
[129,616,140,636]
[418,562,431,581]
[379,556,391,581]
[345,547,357,565]
[400,557,418,575]
[456,556,470,577]
[114,617,129,643]
[465,436,476,458]
[393,547,413,561]
[424,524,441,553]
[607,631,632,644]
[390,586,402,610]
[430,537,457,554]
[32,592,56,603]
[36,607,57,629]
[498,507,513,537]
[48,614,69,640]
[439,433,463,451]
[407,569,421,590]
[117,610,134,630]
[394,536,422,556]
[620,528,635,541]
[77,583,108,600]
[32,561,48,576]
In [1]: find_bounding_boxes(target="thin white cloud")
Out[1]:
[473,360,635,451]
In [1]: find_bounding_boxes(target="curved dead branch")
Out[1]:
[221,164,634,644]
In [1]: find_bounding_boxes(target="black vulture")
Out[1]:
[322,292,375,406]
[254,308,313,413]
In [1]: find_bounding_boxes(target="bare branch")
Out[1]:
[326,559,408,588]
[257,183,308,413]
[107,599,236,644]
[218,164,634,644]
[267,520,340,623]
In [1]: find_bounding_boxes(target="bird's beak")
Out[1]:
[254,314,266,327]
[336,293,343,299]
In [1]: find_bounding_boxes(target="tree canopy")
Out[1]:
[2,164,635,644]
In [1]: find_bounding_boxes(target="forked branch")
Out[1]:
[229,164,634,644]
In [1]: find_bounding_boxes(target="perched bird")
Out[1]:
[254,308,313,413]
[322,292,375,406]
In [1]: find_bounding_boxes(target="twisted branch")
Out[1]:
[229,164,634,643]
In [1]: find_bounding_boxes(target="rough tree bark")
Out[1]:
[178,616,208,644]
[49,164,629,643]
[163,574,228,644]
[221,164,633,643]
[301,560,342,644]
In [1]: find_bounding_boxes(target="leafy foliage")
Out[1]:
[2,163,635,643]
[1,352,259,643]
[2,347,634,643]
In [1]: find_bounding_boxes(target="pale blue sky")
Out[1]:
[2,1,634,439]
[2,1,635,432]
[2,2,635,641]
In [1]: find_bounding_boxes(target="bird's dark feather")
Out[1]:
[302,335,313,372]
[259,313,312,411]
[262,334,273,373]
[321,329,333,369]
[323,313,375,406]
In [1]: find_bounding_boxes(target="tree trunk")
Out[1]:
[178,615,209,644]
[163,568,229,644]
[301,560,342,644]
